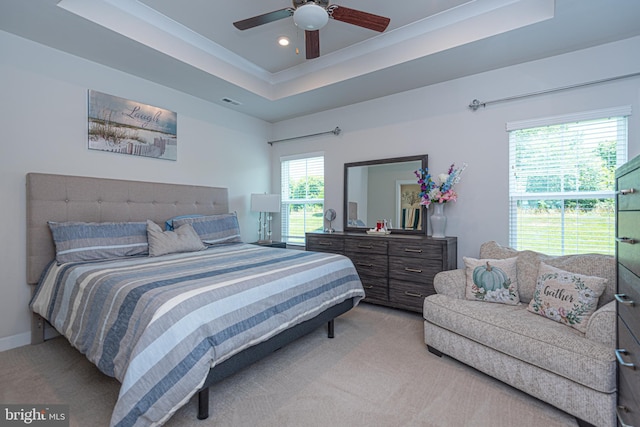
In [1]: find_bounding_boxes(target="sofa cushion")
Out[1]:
[479,241,615,307]
[527,262,607,333]
[423,294,616,393]
[464,257,520,305]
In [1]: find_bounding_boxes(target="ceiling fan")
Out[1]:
[233,0,391,60]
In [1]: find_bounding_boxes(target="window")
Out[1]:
[508,107,629,255]
[280,154,324,245]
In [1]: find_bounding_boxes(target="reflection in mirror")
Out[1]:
[344,155,428,234]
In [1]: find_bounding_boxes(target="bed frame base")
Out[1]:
[196,299,352,420]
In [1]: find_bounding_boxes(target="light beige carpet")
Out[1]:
[0,303,578,427]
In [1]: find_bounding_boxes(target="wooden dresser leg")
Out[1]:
[327,319,334,338]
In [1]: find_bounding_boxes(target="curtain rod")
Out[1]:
[267,127,341,145]
[468,72,640,111]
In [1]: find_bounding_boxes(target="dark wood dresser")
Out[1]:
[616,153,640,427]
[306,232,457,312]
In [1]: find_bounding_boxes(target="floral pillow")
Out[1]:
[527,262,607,333]
[464,256,520,305]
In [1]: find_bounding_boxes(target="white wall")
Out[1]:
[2,29,639,351]
[0,31,272,350]
[270,36,640,265]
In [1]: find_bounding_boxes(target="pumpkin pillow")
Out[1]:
[464,256,520,305]
[527,262,607,333]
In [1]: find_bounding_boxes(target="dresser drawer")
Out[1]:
[617,168,640,211]
[388,240,443,260]
[618,370,640,427]
[347,253,388,277]
[389,279,436,312]
[345,238,388,255]
[389,256,440,283]
[306,235,344,253]
[360,276,388,302]
[617,318,640,402]
[618,264,640,334]
[618,211,640,277]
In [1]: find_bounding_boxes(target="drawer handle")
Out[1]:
[616,406,634,427]
[405,267,423,273]
[618,188,636,195]
[363,285,373,290]
[616,237,637,244]
[358,244,374,249]
[357,262,374,268]
[615,349,636,369]
[317,241,332,246]
[615,293,636,306]
[404,248,423,253]
[404,291,424,298]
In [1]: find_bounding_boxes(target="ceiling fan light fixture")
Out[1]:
[293,4,329,30]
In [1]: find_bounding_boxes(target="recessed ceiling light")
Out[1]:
[277,36,290,46]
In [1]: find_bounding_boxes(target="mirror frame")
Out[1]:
[343,154,428,235]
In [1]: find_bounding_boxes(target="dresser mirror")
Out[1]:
[343,154,428,234]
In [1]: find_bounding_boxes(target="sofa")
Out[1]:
[423,241,617,427]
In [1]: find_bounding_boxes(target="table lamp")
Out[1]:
[250,193,280,243]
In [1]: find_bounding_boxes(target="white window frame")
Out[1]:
[507,106,630,255]
[280,153,324,245]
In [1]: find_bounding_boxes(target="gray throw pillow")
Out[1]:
[146,220,205,257]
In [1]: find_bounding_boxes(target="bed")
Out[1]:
[26,173,364,427]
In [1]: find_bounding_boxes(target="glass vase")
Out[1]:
[430,203,447,238]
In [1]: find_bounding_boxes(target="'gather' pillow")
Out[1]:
[464,256,520,305]
[146,220,205,257]
[527,262,607,333]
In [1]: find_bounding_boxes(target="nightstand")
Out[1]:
[251,241,286,248]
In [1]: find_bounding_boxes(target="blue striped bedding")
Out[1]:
[30,243,364,426]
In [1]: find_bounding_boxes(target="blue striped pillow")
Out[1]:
[172,213,242,245]
[48,221,149,264]
[164,214,203,231]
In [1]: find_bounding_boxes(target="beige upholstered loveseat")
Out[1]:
[423,241,616,427]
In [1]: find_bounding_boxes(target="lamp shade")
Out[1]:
[251,193,281,213]
[293,3,329,30]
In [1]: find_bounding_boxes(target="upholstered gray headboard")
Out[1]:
[26,173,229,284]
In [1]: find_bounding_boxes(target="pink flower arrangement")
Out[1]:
[414,163,467,207]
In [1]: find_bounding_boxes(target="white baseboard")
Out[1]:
[0,325,59,352]
[0,331,31,352]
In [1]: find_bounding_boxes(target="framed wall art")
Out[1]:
[88,90,177,161]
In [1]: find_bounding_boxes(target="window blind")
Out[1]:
[280,155,325,245]
[508,109,629,255]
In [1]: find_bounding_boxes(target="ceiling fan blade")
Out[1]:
[305,30,320,59]
[329,5,390,32]
[233,8,293,30]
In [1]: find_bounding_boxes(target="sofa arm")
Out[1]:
[433,269,466,299]
[585,300,616,348]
